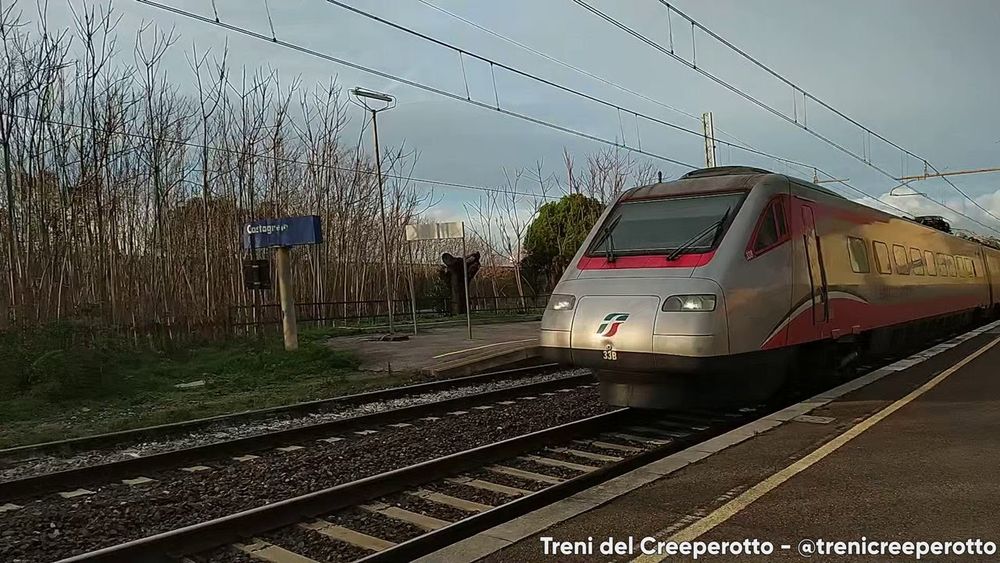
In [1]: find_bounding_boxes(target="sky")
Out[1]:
[38,0,1000,236]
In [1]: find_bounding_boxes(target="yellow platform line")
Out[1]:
[632,335,1000,563]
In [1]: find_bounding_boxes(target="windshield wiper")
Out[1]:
[591,214,622,262]
[665,208,731,262]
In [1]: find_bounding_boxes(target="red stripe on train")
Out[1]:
[763,294,988,350]
[578,251,716,270]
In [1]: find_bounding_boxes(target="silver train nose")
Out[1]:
[540,277,729,365]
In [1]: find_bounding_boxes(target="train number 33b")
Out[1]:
[603,349,618,361]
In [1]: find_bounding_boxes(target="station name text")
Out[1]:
[246,223,289,235]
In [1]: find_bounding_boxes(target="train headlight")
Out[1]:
[549,294,576,311]
[662,294,717,312]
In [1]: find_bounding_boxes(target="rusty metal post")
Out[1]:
[276,246,298,351]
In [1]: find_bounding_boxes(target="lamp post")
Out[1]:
[350,87,397,336]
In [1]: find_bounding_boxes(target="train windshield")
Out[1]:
[588,192,745,257]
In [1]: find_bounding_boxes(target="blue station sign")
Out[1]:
[243,215,323,250]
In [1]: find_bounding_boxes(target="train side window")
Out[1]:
[773,201,788,237]
[892,244,910,275]
[938,253,949,276]
[747,197,789,258]
[945,255,957,277]
[847,237,870,273]
[754,210,779,250]
[873,241,892,274]
[909,248,925,275]
[924,250,937,276]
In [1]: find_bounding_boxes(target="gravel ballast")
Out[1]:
[0,369,589,482]
[382,492,473,523]
[265,524,371,563]
[466,468,549,492]
[422,481,510,507]
[201,549,259,563]
[326,507,424,543]
[0,388,609,562]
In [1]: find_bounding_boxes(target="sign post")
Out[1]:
[404,221,473,339]
[407,242,418,335]
[243,215,323,351]
[461,221,471,340]
[275,247,297,350]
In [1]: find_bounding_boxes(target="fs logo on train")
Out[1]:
[597,313,629,337]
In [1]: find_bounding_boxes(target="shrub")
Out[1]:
[0,320,134,401]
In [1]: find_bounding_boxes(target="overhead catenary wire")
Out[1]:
[658,0,1000,229]
[316,0,836,179]
[137,0,814,181]
[146,0,866,181]
[571,0,1000,234]
[134,0,697,171]
[13,110,555,200]
[413,0,758,152]
[132,0,997,232]
[383,0,963,223]
[132,0,933,225]
[312,0,991,226]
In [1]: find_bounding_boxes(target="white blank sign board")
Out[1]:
[405,222,464,241]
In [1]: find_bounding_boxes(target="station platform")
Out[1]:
[325,319,541,377]
[424,319,1000,562]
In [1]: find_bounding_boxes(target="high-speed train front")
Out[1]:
[540,167,794,408]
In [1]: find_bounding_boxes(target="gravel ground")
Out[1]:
[265,524,371,563]
[467,468,548,492]
[422,481,510,507]
[536,448,614,467]
[502,457,587,480]
[565,440,638,455]
[0,388,609,562]
[0,370,590,482]
[326,507,424,542]
[382,492,473,523]
[198,548,259,563]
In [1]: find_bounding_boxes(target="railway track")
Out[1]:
[54,407,757,563]
[0,367,585,500]
[0,363,560,462]
[5,323,985,563]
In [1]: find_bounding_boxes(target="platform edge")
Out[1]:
[416,319,1000,563]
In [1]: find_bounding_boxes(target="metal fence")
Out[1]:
[230,294,551,328]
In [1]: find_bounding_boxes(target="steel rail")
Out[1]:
[358,410,752,562]
[0,369,585,500]
[0,362,557,460]
[54,409,634,562]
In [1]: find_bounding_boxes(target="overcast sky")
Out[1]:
[42,0,1000,235]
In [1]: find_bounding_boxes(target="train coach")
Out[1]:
[540,166,1000,408]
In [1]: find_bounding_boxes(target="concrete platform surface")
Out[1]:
[425,320,1000,562]
[325,320,540,375]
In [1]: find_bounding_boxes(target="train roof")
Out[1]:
[623,166,844,202]
[624,166,1000,253]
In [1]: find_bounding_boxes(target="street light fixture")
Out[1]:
[350,86,398,337]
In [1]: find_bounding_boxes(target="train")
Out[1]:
[539,166,1000,408]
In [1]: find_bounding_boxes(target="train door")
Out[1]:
[800,204,829,324]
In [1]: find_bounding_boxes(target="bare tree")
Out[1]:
[0,2,663,339]
[0,1,67,321]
